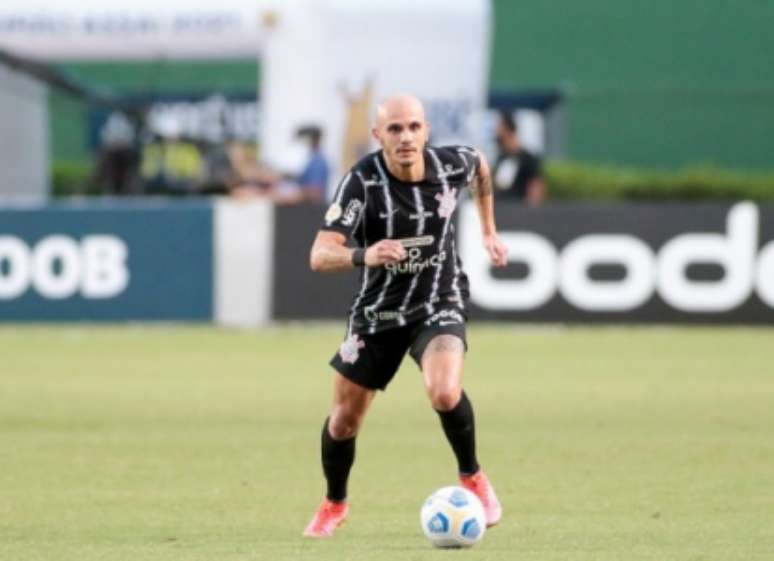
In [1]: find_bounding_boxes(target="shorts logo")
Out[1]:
[325,203,343,225]
[341,199,363,227]
[425,309,464,326]
[435,188,457,218]
[339,334,365,364]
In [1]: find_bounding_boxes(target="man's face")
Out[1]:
[495,122,517,151]
[372,99,429,168]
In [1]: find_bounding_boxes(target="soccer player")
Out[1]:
[303,94,508,538]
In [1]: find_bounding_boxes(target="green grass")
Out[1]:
[1,325,773,560]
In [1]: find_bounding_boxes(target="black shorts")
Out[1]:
[329,308,467,391]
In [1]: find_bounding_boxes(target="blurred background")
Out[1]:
[1,0,773,324]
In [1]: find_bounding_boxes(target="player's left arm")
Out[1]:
[468,150,508,267]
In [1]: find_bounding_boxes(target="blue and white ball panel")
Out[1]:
[420,486,486,548]
[426,512,449,534]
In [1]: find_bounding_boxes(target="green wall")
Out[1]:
[491,0,774,169]
[51,1,774,170]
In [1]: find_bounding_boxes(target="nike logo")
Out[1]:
[438,320,460,326]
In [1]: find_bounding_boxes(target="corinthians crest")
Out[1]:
[435,188,458,219]
[339,334,365,364]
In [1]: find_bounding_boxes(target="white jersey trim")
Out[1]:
[398,185,427,325]
[426,147,459,316]
[367,155,397,333]
[346,173,370,336]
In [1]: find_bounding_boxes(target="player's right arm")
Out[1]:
[309,232,406,272]
[309,171,405,272]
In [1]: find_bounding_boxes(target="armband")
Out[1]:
[351,248,366,267]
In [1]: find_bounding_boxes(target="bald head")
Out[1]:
[374,94,426,128]
[372,94,429,174]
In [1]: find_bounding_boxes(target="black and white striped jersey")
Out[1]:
[321,145,480,334]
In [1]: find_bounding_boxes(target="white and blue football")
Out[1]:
[419,485,486,548]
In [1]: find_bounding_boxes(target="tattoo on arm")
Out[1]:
[426,334,465,354]
[469,173,493,199]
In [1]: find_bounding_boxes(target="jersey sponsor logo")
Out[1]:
[385,248,447,275]
[363,308,402,322]
[399,235,435,248]
[441,163,466,178]
[324,202,343,225]
[0,235,129,300]
[435,188,458,218]
[424,308,465,326]
[339,333,365,364]
[341,199,363,227]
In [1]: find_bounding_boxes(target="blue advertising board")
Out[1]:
[0,201,213,321]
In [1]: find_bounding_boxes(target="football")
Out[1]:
[419,486,486,548]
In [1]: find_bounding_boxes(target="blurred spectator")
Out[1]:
[198,141,237,195]
[228,142,281,199]
[296,125,330,200]
[269,125,330,205]
[492,111,545,205]
[232,125,330,204]
[92,111,141,195]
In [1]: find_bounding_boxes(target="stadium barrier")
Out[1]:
[275,201,774,324]
[2,200,772,324]
[0,199,272,325]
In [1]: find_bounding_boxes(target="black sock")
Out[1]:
[436,391,480,475]
[321,417,356,502]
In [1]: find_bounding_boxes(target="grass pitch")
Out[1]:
[1,324,773,561]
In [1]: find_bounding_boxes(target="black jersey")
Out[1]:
[321,145,481,334]
[493,148,542,199]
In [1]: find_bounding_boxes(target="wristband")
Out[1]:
[351,248,366,267]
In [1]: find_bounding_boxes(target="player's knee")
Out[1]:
[428,386,462,412]
[328,410,361,440]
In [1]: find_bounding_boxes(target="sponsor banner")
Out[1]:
[88,94,259,150]
[89,94,259,194]
[0,0,271,60]
[0,202,213,321]
[274,201,774,324]
[461,201,774,323]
